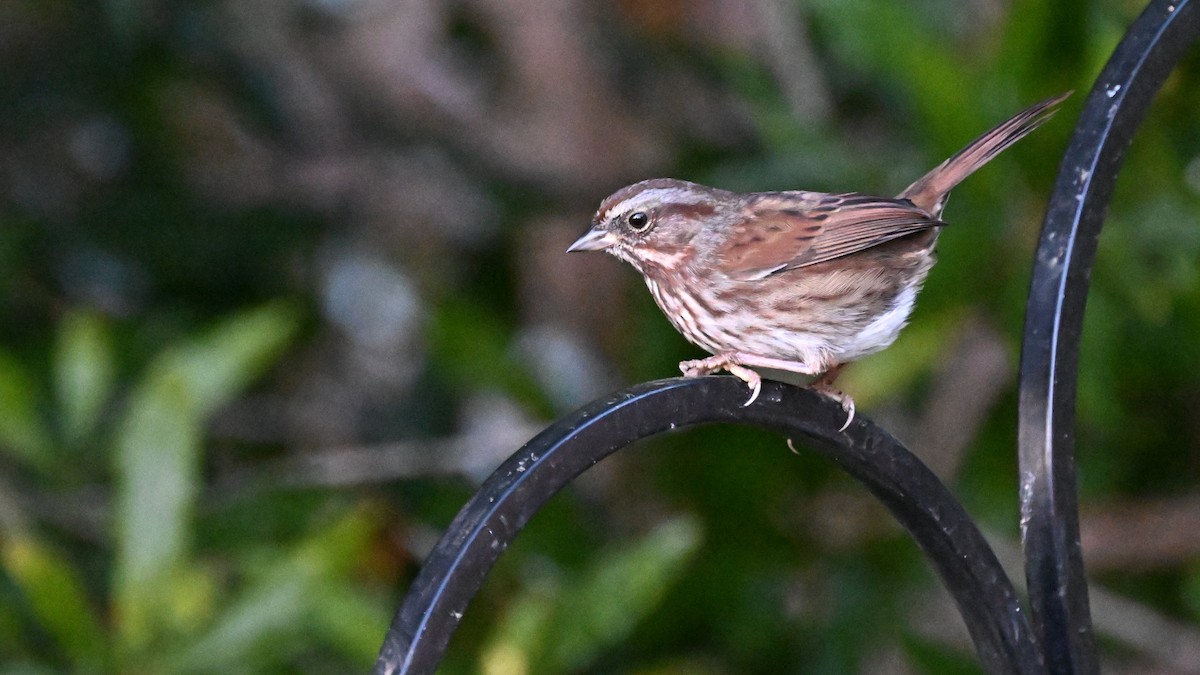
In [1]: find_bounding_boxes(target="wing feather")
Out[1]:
[716,194,944,281]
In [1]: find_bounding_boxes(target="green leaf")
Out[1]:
[171,508,377,673]
[307,585,392,666]
[544,517,702,671]
[112,302,300,659]
[153,301,301,419]
[0,350,54,472]
[481,586,556,675]
[481,516,703,675]
[2,534,108,670]
[428,299,547,412]
[55,311,115,445]
[112,370,199,657]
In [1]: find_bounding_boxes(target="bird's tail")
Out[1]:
[899,92,1071,215]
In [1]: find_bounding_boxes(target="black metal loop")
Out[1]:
[1017,1,1200,674]
[373,377,1044,675]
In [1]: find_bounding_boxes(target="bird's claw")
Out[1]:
[740,374,762,406]
[808,379,855,432]
[837,398,855,432]
[819,390,855,432]
[722,364,762,406]
[678,355,761,406]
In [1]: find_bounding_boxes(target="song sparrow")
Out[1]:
[568,93,1068,429]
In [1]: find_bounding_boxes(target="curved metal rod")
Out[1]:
[374,376,1045,675]
[1018,1,1200,673]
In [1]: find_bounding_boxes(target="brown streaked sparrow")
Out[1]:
[569,93,1069,430]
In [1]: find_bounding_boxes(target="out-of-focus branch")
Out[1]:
[757,0,832,125]
[909,530,1200,674]
[912,319,1012,480]
[1081,493,1200,571]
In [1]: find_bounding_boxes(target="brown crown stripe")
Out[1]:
[657,202,717,220]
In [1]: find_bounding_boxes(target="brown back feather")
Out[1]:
[717,194,945,281]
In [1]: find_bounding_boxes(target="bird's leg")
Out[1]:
[679,353,854,424]
[813,363,845,386]
[705,352,833,413]
[730,355,855,431]
[809,363,855,431]
[679,353,762,406]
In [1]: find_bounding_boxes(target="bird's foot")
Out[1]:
[679,354,762,406]
[809,381,855,431]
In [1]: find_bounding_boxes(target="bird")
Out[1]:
[568,93,1069,430]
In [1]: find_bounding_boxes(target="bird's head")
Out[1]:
[568,178,728,272]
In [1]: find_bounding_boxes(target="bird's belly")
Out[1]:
[644,272,918,367]
[645,275,834,363]
[830,284,917,361]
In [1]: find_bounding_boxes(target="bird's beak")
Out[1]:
[567,228,614,252]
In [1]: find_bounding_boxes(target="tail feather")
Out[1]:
[898,92,1071,215]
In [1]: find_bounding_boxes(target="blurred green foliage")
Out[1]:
[2,0,1200,673]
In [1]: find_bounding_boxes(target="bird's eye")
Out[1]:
[627,211,650,231]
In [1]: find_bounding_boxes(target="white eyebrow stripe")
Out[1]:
[601,187,708,221]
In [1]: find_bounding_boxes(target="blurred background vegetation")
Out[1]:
[2,0,1200,672]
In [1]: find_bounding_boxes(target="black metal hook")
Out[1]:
[373,377,1044,675]
[1018,1,1200,673]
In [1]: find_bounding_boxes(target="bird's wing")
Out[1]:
[715,193,944,281]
